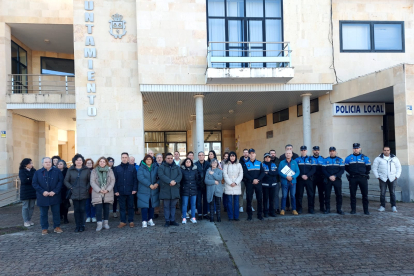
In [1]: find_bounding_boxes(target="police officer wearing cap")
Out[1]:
[345,143,371,215]
[322,147,345,215]
[310,146,325,213]
[242,149,265,221]
[294,146,316,214]
[262,153,278,217]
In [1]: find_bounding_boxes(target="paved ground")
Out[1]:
[0,197,413,276]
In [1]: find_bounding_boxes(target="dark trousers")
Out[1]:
[262,185,275,215]
[164,199,178,222]
[113,195,118,212]
[196,187,208,215]
[313,176,325,211]
[380,179,397,207]
[349,176,369,212]
[286,190,290,209]
[296,178,314,212]
[95,202,110,221]
[118,194,134,223]
[133,193,138,212]
[325,179,342,211]
[60,199,70,219]
[246,182,263,217]
[223,194,228,210]
[141,199,154,222]
[209,196,221,218]
[39,204,60,230]
[73,199,87,228]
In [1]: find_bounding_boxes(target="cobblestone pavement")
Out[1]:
[0,197,413,276]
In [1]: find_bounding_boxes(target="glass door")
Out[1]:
[204,142,222,161]
[166,142,187,159]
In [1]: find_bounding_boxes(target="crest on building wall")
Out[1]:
[109,13,126,39]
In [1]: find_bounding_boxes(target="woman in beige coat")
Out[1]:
[90,157,115,231]
[223,152,243,221]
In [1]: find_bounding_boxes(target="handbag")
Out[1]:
[66,189,72,200]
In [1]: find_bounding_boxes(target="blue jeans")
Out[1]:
[141,199,154,222]
[118,194,134,223]
[227,195,240,219]
[281,182,296,211]
[85,197,96,218]
[39,204,60,230]
[182,195,196,219]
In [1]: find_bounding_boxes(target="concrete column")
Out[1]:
[194,95,204,155]
[301,93,312,150]
[191,120,197,153]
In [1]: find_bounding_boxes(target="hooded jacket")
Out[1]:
[372,153,402,182]
[180,165,198,197]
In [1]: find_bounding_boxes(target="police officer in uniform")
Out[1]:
[322,147,345,215]
[345,143,371,215]
[242,149,265,221]
[294,146,316,214]
[310,146,325,213]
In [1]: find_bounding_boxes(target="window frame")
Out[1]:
[273,108,289,124]
[297,98,319,117]
[254,115,267,129]
[11,41,28,93]
[339,20,405,53]
[40,56,75,76]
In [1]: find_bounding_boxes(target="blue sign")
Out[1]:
[333,103,386,116]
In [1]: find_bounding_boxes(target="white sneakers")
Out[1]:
[142,221,148,228]
[190,218,197,224]
[30,221,34,226]
[182,218,187,224]
[24,222,31,227]
[378,206,385,212]
[91,217,97,222]
[392,206,398,212]
[96,221,103,231]
[239,207,244,213]
[85,217,91,223]
[103,220,110,229]
[148,219,155,226]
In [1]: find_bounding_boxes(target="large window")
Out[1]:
[145,131,187,158]
[340,21,404,52]
[273,108,289,123]
[41,57,75,76]
[207,0,283,68]
[11,41,28,93]
[254,116,267,129]
[297,98,319,117]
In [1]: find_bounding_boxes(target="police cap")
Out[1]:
[313,146,320,150]
[248,148,255,154]
[300,145,307,151]
[329,147,336,152]
[353,143,360,149]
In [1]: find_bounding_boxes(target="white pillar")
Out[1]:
[301,93,312,150]
[194,95,204,155]
[191,120,197,153]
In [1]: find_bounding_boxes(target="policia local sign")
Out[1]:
[333,103,386,116]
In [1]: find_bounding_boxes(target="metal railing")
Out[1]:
[7,74,75,95]
[207,41,292,68]
[0,174,20,208]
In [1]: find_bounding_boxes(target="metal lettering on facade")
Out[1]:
[332,103,386,116]
[84,1,96,117]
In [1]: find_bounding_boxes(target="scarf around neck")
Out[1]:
[96,166,109,189]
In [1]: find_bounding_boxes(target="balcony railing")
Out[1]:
[7,74,75,95]
[0,174,20,208]
[207,41,291,68]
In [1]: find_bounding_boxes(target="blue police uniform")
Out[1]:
[242,158,265,219]
[294,155,316,213]
[262,161,278,217]
[310,155,325,212]
[345,153,371,214]
[322,156,345,214]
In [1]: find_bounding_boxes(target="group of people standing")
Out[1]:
[18,142,402,235]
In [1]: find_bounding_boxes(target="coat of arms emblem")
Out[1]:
[109,13,126,39]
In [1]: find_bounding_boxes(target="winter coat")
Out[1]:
[19,168,37,200]
[59,168,68,201]
[194,160,210,189]
[64,166,91,201]
[90,168,115,205]
[113,163,138,196]
[180,165,198,197]
[372,154,402,182]
[262,161,278,186]
[278,159,300,185]
[205,168,223,202]
[137,163,160,208]
[32,167,63,206]
[223,161,243,195]
[158,162,182,200]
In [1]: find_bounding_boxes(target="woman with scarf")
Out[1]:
[90,157,115,231]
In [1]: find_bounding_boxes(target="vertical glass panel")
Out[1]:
[11,42,18,60]
[374,24,402,50]
[248,20,263,67]
[208,0,225,16]
[246,0,263,17]
[11,59,18,74]
[19,47,27,66]
[265,19,282,67]
[265,0,281,17]
[227,0,244,17]
[208,19,226,68]
[212,143,222,161]
[228,20,244,68]
[177,143,187,158]
[342,23,371,50]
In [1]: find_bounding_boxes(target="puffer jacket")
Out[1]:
[64,166,91,200]
[137,162,160,208]
[180,165,198,197]
[158,162,182,200]
[223,161,243,195]
[90,167,115,205]
[205,168,223,203]
[372,154,402,182]
[19,168,37,200]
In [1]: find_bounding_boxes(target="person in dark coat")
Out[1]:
[64,154,91,233]
[137,155,160,228]
[19,158,37,227]
[158,153,182,227]
[180,158,198,224]
[57,160,70,224]
[107,157,119,218]
[194,152,210,220]
[32,157,64,235]
[113,152,138,228]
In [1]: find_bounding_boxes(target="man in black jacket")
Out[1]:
[269,150,281,213]
[194,151,210,220]
[114,152,138,228]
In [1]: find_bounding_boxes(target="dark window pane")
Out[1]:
[254,116,267,129]
[374,23,403,50]
[297,99,318,117]
[11,42,18,60]
[208,0,225,16]
[273,108,289,123]
[265,0,281,17]
[19,47,27,66]
[41,57,75,76]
